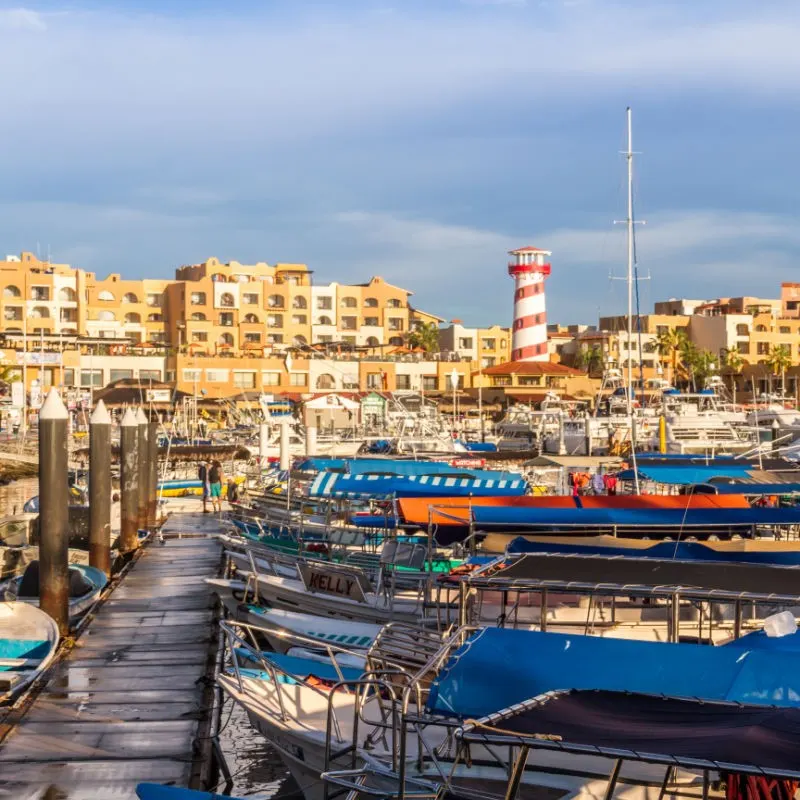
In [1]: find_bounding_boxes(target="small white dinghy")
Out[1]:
[4,562,107,624]
[0,601,59,703]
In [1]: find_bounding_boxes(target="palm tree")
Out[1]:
[407,321,440,353]
[721,349,744,405]
[655,328,687,386]
[766,344,792,398]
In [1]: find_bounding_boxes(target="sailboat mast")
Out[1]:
[625,106,634,420]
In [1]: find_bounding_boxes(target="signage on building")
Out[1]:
[10,382,23,409]
[146,389,172,403]
[15,352,62,366]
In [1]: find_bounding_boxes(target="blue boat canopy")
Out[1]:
[618,465,756,485]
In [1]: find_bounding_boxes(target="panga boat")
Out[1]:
[0,601,59,704]
[4,562,106,624]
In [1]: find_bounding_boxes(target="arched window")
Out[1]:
[366,336,380,346]
[364,297,378,308]
[218,333,234,346]
[190,312,206,321]
[3,285,20,298]
[340,296,357,308]
[292,296,307,309]
[123,292,139,303]
[96,310,115,321]
[124,312,141,324]
[267,295,284,308]
[219,292,235,308]
[318,315,333,326]
[243,313,260,323]
[58,287,77,302]
[190,292,206,305]
[388,336,403,346]
[31,306,50,319]
[755,324,768,332]
[98,290,115,301]
[293,335,308,347]
[316,373,336,390]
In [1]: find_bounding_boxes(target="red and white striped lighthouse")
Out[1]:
[508,246,551,362]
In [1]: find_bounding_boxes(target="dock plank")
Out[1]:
[0,513,222,799]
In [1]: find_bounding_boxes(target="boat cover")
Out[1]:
[460,689,800,778]
[310,472,528,499]
[426,627,800,719]
[298,457,516,479]
[724,628,800,652]
[505,537,800,566]
[702,482,800,495]
[619,465,760,485]
[137,783,244,800]
[18,562,94,598]
[470,505,800,528]
[470,552,800,597]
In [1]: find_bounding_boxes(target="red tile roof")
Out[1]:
[478,360,586,376]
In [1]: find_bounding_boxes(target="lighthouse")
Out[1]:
[508,246,551,362]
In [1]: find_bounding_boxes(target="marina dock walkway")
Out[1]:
[0,507,223,799]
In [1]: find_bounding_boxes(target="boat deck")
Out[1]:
[0,506,223,799]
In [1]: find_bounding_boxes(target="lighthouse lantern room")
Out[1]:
[508,246,551,362]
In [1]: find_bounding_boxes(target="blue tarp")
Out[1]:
[724,628,800,652]
[310,472,528,499]
[703,483,800,496]
[506,537,800,565]
[471,505,800,527]
[297,457,515,480]
[426,627,800,719]
[618,465,755,485]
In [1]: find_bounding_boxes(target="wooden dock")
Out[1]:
[0,509,223,799]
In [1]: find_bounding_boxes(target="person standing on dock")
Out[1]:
[198,458,211,513]
[209,459,224,513]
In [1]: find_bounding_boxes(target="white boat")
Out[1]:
[0,601,59,704]
[4,562,106,624]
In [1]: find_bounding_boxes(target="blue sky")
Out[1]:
[1,1,799,327]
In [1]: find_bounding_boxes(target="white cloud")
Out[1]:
[0,8,46,31]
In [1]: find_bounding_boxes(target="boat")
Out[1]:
[136,784,244,800]
[0,601,59,704]
[4,562,106,624]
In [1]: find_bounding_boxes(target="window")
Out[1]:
[4,307,22,321]
[191,312,206,321]
[736,324,749,336]
[366,336,380,347]
[261,372,280,386]
[219,312,234,326]
[243,313,260,323]
[206,369,229,383]
[243,293,259,305]
[123,292,139,303]
[458,337,473,349]
[147,313,163,322]
[191,331,208,342]
[266,295,284,308]
[218,333,234,346]
[58,287,77,302]
[481,339,496,350]
[737,342,750,355]
[422,376,438,391]
[31,287,50,301]
[316,296,332,310]
[244,332,262,343]
[343,336,357,345]
[292,314,307,325]
[388,337,403,346]
[292,297,307,309]
[341,316,357,331]
[267,314,283,328]
[386,298,402,308]
[31,306,50,319]
[757,342,770,355]
[146,293,162,307]
[491,376,512,387]
[780,326,791,334]
[290,372,307,386]
[149,332,166,343]
[183,369,202,382]
[98,290,115,301]
[481,357,496,368]
[140,370,161,381]
[293,335,308,347]
[3,285,20,298]
[519,376,542,386]
[388,318,404,332]
[367,372,384,389]
[396,374,411,390]
[755,324,768,332]
[316,374,336,390]
[364,317,379,327]
[124,312,141,324]
[190,292,206,305]
[340,297,357,308]
[318,335,333,343]
[63,368,75,386]
[266,333,284,344]
[110,369,133,382]
[317,315,333,326]
[80,369,103,387]
[219,292,235,308]
[656,325,668,335]
[364,297,378,308]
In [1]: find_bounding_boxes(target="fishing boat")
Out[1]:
[4,562,106,624]
[0,601,59,704]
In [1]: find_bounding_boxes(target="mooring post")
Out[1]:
[147,416,159,529]
[119,407,140,554]
[136,407,149,532]
[88,399,111,576]
[39,388,70,635]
